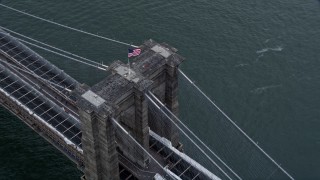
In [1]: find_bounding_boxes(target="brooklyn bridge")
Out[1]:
[0,3,293,180]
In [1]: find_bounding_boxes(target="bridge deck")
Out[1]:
[0,60,84,164]
[0,55,141,180]
[0,30,79,97]
[0,62,82,144]
[0,32,219,179]
[149,134,213,180]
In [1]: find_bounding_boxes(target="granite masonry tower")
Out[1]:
[77,39,184,179]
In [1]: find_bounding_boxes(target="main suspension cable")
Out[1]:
[0,25,107,68]
[15,37,108,71]
[178,69,294,180]
[147,91,242,180]
[0,58,71,92]
[0,3,138,48]
[145,93,233,180]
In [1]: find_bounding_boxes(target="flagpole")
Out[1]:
[128,56,131,75]
[128,42,133,75]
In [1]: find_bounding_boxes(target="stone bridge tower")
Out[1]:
[76,39,184,179]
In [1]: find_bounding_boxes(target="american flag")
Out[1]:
[128,48,141,58]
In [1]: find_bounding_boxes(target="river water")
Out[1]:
[0,0,320,179]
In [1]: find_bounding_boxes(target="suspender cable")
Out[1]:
[0,3,139,48]
[0,26,108,68]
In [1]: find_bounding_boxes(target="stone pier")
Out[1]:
[76,39,184,179]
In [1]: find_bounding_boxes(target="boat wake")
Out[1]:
[256,46,283,54]
[251,84,282,94]
[234,63,249,68]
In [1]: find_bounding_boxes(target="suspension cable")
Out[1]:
[111,118,176,180]
[145,93,233,180]
[0,25,108,68]
[147,91,242,180]
[178,69,294,180]
[0,3,138,48]
[15,37,107,71]
[0,58,71,92]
